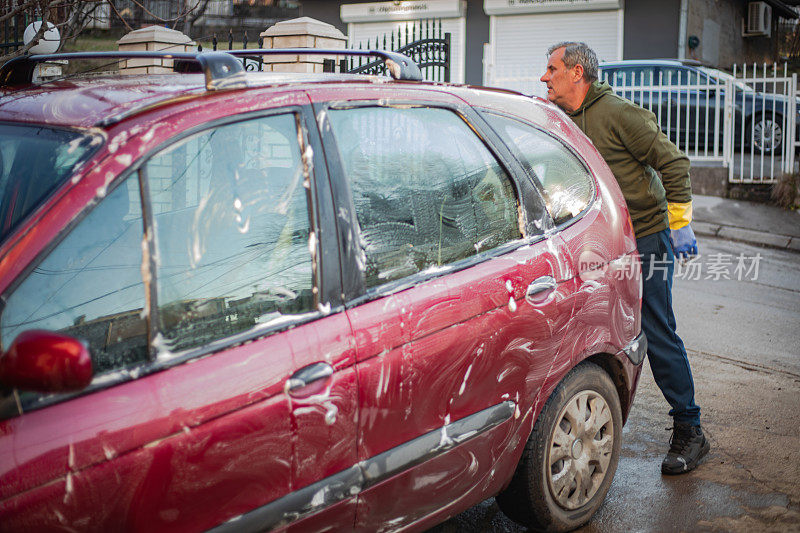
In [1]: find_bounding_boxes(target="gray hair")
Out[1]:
[547,42,598,82]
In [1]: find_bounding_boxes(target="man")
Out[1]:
[540,42,708,474]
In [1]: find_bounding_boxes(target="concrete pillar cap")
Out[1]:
[117,25,195,47]
[260,17,346,40]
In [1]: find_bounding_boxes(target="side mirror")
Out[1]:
[0,330,92,393]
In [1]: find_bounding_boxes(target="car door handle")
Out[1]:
[286,362,334,396]
[526,276,557,303]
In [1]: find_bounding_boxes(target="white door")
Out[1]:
[488,10,623,96]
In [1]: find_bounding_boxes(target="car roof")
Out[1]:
[0,71,411,129]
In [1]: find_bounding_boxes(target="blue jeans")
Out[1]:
[637,229,701,425]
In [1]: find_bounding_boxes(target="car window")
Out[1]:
[0,124,103,243]
[484,114,594,226]
[327,106,521,289]
[0,176,148,375]
[660,67,705,85]
[603,66,656,86]
[145,113,315,352]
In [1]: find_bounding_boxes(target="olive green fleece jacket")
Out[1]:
[567,81,692,239]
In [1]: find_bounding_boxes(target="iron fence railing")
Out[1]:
[600,64,798,184]
[487,62,798,183]
[197,20,450,83]
[197,30,265,71]
[1,12,30,56]
[346,19,450,82]
[728,63,797,184]
[601,69,729,164]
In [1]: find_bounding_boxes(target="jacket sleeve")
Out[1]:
[614,104,692,207]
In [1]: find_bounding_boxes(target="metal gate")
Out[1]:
[197,20,450,82]
[345,19,451,83]
[725,64,796,184]
[600,63,797,184]
[602,69,729,165]
[1,11,30,59]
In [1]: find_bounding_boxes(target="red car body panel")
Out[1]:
[354,417,519,532]
[350,238,579,531]
[0,73,644,531]
[1,86,359,530]
[0,315,358,531]
[450,88,643,420]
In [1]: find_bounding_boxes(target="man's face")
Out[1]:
[540,47,577,110]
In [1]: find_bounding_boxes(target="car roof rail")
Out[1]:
[0,51,248,90]
[0,48,422,89]
[226,48,422,81]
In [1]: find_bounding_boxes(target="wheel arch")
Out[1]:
[495,355,626,530]
[584,353,633,423]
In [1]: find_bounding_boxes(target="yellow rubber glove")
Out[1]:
[667,201,693,230]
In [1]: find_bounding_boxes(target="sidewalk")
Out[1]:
[692,195,800,252]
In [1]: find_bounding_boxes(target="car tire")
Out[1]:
[749,113,784,154]
[496,361,622,532]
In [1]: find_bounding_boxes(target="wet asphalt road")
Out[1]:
[429,236,800,532]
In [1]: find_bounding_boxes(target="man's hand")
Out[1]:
[669,224,698,258]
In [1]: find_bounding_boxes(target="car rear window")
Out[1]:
[0,124,103,242]
[484,113,594,226]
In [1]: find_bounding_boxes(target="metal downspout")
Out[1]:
[678,0,688,60]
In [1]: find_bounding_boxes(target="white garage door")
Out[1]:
[347,18,465,83]
[488,10,623,97]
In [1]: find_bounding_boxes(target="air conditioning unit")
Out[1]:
[744,1,772,37]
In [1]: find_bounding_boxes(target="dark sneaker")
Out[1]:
[661,422,710,475]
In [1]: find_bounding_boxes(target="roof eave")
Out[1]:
[764,0,799,19]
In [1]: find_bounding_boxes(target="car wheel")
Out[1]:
[496,361,622,532]
[750,113,783,154]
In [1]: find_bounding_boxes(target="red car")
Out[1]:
[0,50,644,532]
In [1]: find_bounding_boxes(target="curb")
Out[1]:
[693,221,800,253]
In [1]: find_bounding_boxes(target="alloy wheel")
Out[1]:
[546,390,615,511]
[753,118,783,152]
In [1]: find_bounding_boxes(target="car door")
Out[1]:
[483,111,640,369]
[0,97,358,531]
[313,89,577,530]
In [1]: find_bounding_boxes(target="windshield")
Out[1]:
[0,124,103,242]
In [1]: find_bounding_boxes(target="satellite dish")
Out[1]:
[24,21,61,54]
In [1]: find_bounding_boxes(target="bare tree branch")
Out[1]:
[183,0,212,37]
[0,0,58,63]
[0,0,214,64]
[0,0,41,24]
[125,0,200,25]
[105,0,132,31]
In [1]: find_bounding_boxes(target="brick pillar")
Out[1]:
[259,17,347,73]
[117,25,196,75]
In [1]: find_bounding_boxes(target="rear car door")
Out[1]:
[312,88,577,530]
[0,95,358,531]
